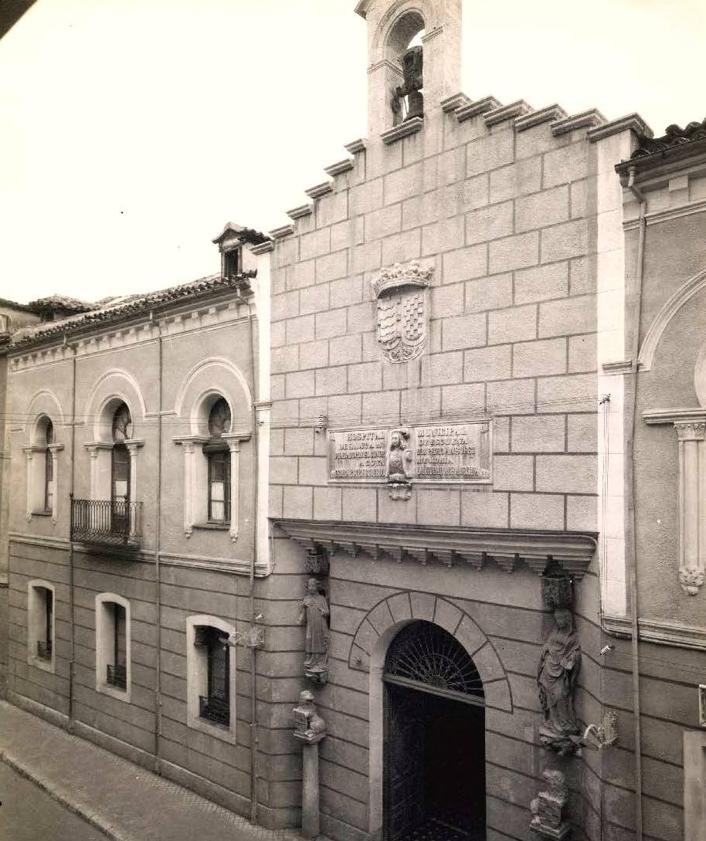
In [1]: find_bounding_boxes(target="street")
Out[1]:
[0,762,105,841]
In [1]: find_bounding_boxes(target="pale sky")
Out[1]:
[1,0,704,304]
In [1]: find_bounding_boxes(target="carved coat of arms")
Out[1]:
[371,262,433,363]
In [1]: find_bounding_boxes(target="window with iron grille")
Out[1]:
[28,582,55,669]
[195,626,230,726]
[106,602,127,689]
[96,594,130,699]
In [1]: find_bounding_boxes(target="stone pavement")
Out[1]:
[0,700,308,841]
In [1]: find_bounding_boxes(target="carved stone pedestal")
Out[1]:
[530,823,571,841]
[293,691,327,839]
[530,769,571,840]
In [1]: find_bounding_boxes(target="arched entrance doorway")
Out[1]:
[383,621,486,841]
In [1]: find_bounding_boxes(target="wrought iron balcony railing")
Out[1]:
[71,498,142,549]
[199,695,230,726]
[36,640,52,660]
[107,664,127,689]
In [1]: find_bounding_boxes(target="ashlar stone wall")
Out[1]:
[269,107,604,537]
[266,97,641,841]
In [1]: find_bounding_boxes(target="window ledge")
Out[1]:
[28,655,55,674]
[31,511,53,518]
[193,522,231,531]
[97,682,131,703]
[187,715,236,744]
[381,116,423,145]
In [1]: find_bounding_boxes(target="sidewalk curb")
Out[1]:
[0,749,133,841]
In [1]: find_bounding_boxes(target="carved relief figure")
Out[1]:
[530,769,570,838]
[293,689,327,743]
[537,608,581,754]
[385,428,414,500]
[387,429,413,483]
[298,578,329,682]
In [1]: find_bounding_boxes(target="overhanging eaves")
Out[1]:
[274,519,597,579]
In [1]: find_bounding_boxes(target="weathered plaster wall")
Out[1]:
[4,295,287,825]
[616,173,706,841]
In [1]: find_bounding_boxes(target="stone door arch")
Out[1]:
[348,591,512,839]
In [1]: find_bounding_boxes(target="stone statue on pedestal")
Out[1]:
[298,578,329,684]
[530,768,571,839]
[537,607,581,754]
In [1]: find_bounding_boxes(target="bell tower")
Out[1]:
[355,0,462,137]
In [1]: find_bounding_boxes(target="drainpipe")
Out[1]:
[151,311,164,772]
[67,336,77,727]
[237,282,260,825]
[625,165,646,841]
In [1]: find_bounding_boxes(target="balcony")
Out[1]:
[71,499,142,550]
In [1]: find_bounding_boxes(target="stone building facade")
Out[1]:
[0,297,41,696]
[263,2,705,841]
[2,2,706,841]
[1,233,299,827]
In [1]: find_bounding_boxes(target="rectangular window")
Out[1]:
[39,588,54,660]
[107,602,127,689]
[28,582,55,671]
[111,445,131,536]
[207,451,230,524]
[196,626,230,726]
[96,595,130,699]
[224,248,241,279]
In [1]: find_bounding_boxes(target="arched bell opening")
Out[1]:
[382,621,486,841]
[385,11,425,125]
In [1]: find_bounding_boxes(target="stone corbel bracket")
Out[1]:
[644,409,706,595]
[274,519,597,580]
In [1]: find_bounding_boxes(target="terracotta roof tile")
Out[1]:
[10,272,253,347]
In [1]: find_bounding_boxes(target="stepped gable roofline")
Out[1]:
[9,272,255,349]
[212,222,268,247]
[616,117,706,174]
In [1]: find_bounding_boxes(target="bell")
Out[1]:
[405,89,424,121]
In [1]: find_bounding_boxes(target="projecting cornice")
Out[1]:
[274,519,597,579]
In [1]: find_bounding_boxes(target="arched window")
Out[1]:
[204,398,231,524]
[111,403,132,530]
[25,414,61,521]
[44,420,54,513]
[173,373,252,542]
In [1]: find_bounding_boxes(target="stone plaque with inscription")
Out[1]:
[328,422,492,485]
[328,429,388,482]
[415,423,491,482]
